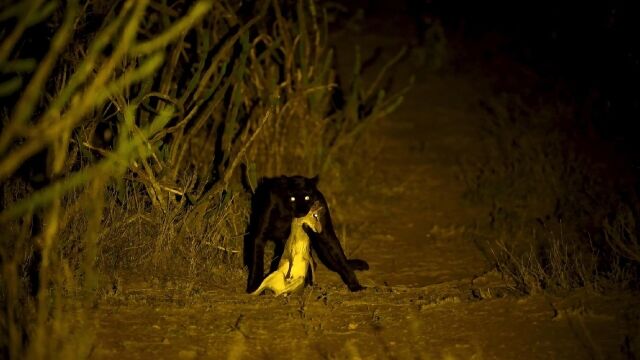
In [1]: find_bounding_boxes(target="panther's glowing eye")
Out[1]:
[304,195,310,201]
[290,196,295,202]
[313,213,318,219]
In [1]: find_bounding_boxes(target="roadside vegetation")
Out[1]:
[463,93,640,295]
[0,1,405,357]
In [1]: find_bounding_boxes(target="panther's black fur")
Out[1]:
[243,175,368,293]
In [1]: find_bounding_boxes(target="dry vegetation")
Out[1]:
[463,94,640,295]
[3,0,637,357]
[0,0,404,357]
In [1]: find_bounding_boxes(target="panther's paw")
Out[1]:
[348,283,367,292]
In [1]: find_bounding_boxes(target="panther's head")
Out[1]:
[285,175,321,217]
[299,201,324,234]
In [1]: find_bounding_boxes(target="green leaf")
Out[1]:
[0,76,22,96]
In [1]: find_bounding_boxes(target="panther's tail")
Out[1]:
[348,259,369,271]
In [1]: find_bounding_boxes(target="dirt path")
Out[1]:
[352,73,489,288]
[93,24,637,360]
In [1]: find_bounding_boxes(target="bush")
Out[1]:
[0,1,405,357]
[463,94,639,294]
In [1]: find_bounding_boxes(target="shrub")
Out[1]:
[464,95,639,294]
[0,1,405,357]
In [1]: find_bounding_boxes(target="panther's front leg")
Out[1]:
[305,224,366,292]
[246,236,266,293]
[244,210,275,293]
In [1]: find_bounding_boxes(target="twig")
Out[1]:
[223,109,272,186]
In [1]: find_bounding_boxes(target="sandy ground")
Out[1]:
[92,23,639,360]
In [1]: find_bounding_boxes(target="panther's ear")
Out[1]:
[257,176,267,186]
[310,175,320,186]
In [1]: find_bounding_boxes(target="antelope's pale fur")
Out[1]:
[251,202,323,296]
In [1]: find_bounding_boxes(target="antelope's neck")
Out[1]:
[288,218,311,249]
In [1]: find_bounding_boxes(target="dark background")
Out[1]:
[340,0,640,169]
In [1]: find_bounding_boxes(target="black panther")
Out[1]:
[244,175,369,293]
